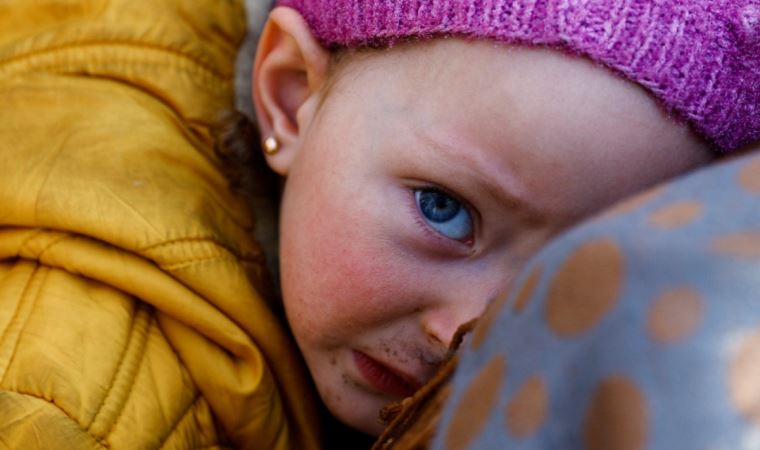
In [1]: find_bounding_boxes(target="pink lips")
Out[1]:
[353,350,421,398]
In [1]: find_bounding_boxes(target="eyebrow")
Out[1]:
[413,127,537,216]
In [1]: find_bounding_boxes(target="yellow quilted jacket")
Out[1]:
[0,1,321,449]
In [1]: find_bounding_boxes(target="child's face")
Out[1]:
[269,39,711,434]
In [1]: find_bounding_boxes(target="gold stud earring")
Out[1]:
[263,136,280,155]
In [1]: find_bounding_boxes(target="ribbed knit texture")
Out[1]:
[278,0,760,151]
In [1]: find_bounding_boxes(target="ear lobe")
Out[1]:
[252,7,329,175]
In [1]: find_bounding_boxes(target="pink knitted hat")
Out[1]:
[277,0,760,151]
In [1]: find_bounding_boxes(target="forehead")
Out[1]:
[325,39,657,132]
[317,39,704,218]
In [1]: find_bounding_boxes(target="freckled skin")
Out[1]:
[266,36,711,434]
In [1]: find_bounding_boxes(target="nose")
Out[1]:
[421,274,512,350]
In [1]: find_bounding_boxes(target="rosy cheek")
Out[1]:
[288,207,413,337]
[317,228,405,328]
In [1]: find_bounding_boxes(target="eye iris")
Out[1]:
[414,188,474,242]
[419,190,461,222]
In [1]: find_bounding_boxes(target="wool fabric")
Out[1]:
[278,0,760,152]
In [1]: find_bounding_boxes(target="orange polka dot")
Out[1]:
[647,201,703,229]
[583,376,649,450]
[739,157,760,194]
[712,231,760,258]
[505,375,548,438]
[647,287,704,344]
[471,265,543,350]
[512,264,543,314]
[728,328,760,426]
[546,239,625,337]
[602,185,666,218]
[445,355,507,450]
[471,292,511,350]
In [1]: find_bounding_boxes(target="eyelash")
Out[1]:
[408,185,477,248]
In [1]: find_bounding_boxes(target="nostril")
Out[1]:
[420,283,499,352]
[423,325,447,349]
[423,316,481,358]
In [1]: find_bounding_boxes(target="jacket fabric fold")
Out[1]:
[0,1,320,448]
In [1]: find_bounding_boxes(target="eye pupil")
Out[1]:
[414,188,474,242]
[419,190,461,222]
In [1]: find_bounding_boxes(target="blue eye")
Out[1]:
[415,188,473,241]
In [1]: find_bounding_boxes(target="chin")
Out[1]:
[334,409,386,436]
[321,387,390,436]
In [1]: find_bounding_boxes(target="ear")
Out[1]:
[252,7,330,175]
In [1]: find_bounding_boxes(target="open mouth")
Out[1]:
[352,350,421,398]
